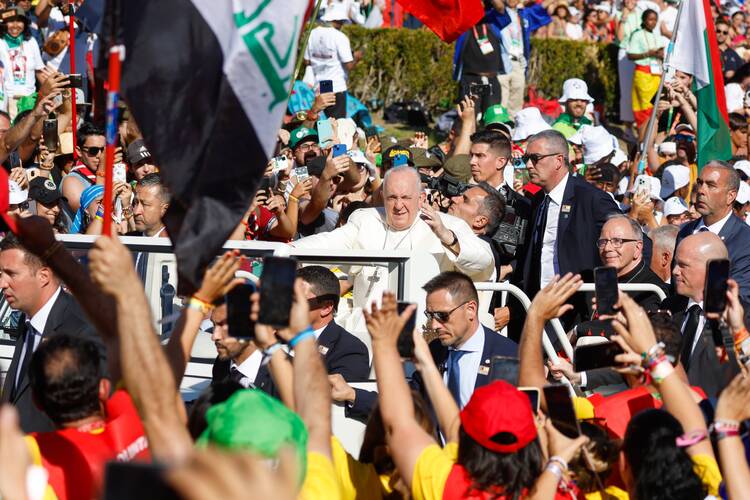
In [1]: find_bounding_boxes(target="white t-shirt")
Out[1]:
[304,26,353,93]
[660,5,678,34]
[566,22,583,40]
[0,38,44,97]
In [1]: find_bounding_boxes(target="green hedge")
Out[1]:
[342,25,619,114]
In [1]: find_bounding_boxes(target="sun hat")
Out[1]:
[559,78,594,103]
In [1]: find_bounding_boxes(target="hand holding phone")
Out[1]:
[258,257,298,328]
[594,266,618,316]
[704,258,730,314]
[397,301,417,358]
[332,144,347,158]
[543,384,580,438]
[573,341,624,372]
[226,283,256,340]
[489,356,520,385]
[319,79,334,94]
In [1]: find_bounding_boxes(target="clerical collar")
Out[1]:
[618,260,645,284]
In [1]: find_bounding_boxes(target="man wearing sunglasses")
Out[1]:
[62,123,105,213]
[717,21,744,81]
[519,130,620,322]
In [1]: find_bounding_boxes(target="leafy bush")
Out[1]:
[342,25,619,114]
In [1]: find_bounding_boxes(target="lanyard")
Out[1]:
[472,24,488,40]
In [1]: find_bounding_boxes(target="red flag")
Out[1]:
[396,0,484,42]
[0,168,17,233]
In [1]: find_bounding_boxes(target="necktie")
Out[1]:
[13,324,36,398]
[229,366,245,385]
[699,226,710,233]
[529,195,550,290]
[447,350,466,407]
[681,305,702,371]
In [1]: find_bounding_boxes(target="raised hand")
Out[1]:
[528,273,583,322]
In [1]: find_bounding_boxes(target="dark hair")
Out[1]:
[0,12,32,40]
[571,422,620,493]
[650,313,683,364]
[76,122,105,149]
[138,173,171,204]
[729,112,748,131]
[29,334,103,426]
[623,409,706,500]
[0,233,43,270]
[457,427,543,499]
[338,200,369,226]
[423,271,479,304]
[641,8,658,26]
[470,130,511,159]
[297,265,340,311]
[187,380,243,439]
[359,390,433,473]
[473,182,506,234]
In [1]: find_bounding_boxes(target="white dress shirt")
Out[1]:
[540,174,569,288]
[682,299,706,357]
[443,323,484,409]
[231,349,264,389]
[694,211,732,235]
[15,287,62,387]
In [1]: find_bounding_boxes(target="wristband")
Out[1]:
[544,462,564,482]
[649,359,674,384]
[187,296,214,315]
[262,342,283,358]
[548,455,568,471]
[288,194,299,204]
[713,429,741,441]
[289,326,315,348]
[712,419,741,432]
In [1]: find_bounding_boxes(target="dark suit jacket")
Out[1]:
[618,261,670,313]
[317,321,370,381]
[676,214,750,302]
[519,174,621,295]
[211,358,278,397]
[1,291,99,433]
[661,295,740,398]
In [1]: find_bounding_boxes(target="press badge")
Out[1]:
[478,38,494,55]
[478,365,490,376]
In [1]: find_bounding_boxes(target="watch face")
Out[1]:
[295,111,307,121]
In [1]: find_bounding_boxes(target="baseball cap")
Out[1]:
[738,182,750,205]
[460,381,537,453]
[559,78,594,103]
[734,160,750,179]
[8,180,27,205]
[484,104,514,127]
[675,123,695,135]
[659,164,690,199]
[580,126,617,165]
[410,147,443,169]
[347,149,375,172]
[657,142,677,156]
[1,7,26,22]
[197,390,308,485]
[511,107,552,142]
[663,196,689,217]
[28,177,61,205]
[382,145,414,168]
[611,148,628,167]
[127,139,152,165]
[289,126,319,150]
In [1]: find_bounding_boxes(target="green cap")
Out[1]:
[289,126,318,150]
[443,154,472,183]
[410,147,443,169]
[483,105,513,126]
[197,389,308,485]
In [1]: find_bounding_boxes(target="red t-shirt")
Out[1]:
[29,390,150,500]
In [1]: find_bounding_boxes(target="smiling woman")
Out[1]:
[0,6,44,116]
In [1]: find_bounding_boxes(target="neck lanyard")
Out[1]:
[472,24,488,41]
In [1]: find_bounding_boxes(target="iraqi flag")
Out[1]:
[396,0,484,42]
[670,0,732,168]
[118,0,308,293]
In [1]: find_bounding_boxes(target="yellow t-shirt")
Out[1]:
[299,451,343,500]
[585,486,629,500]
[330,436,393,500]
[411,443,458,500]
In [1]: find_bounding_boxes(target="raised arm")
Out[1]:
[0,93,58,163]
[714,373,750,500]
[89,236,193,463]
[452,96,476,157]
[367,291,433,487]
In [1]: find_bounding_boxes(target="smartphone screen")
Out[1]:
[489,356,520,386]
[594,266,618,316]
[258,257,297,328]
[396,301,416,358]
[225,283,255,340]
[518,386,541,413]
[43,118,58,151]
[543,384,580,438]
[332,144,347,158]
[319,79,334,94]
[365,126,379,141]
[704,258,730,314]
[573,341,624,372]
[65,73,83,89]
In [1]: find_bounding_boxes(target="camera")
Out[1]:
[420,172,470,198]
[489,185,531,260]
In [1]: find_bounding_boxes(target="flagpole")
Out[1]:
[286,0,325,103]
[636,0,685,174]
[102,45,123,237]
[69,0,78,161]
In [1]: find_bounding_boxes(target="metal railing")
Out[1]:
[577,283,668,302]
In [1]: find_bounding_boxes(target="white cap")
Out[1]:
[567,124,588,146]
[581,126,617,164]
[611,148,628,167]
[346,149,374,171]
[511,107,552,141]
[738,182,750,205]
[321,2,350,22]
[725,83,744,113]
[659,164,690,199]
[734,160,750,178]
[675,123,694,134]
[663,196,689,216]
[8,180,27,205]
[657,141,677,155]
[559,78,594,103]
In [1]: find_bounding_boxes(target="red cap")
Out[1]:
[460,381,537,453]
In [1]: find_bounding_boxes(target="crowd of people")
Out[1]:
[2,0,750,499]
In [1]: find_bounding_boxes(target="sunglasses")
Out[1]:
[674,134,694,143]
[81,146,104,156]
[522,152,560,165]
[717,30,729,35]
[424,301,469,323]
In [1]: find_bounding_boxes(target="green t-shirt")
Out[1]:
[617,9,642,50]
[627,28,664,66]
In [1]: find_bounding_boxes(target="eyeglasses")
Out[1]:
[81,146,104,156]
[424,301,469,323]
[522,152,561,165]
[717,30,730,35]
[296,143,320,153]
[596,238,639,249]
